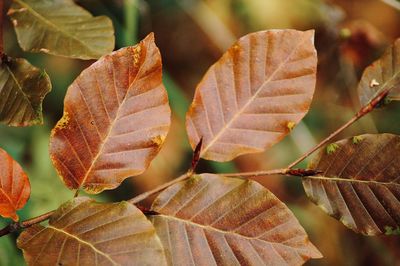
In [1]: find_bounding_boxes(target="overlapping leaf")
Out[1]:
[8,0,114,59]
[357,38,400,105]
[0,148,30,221]
[0,57,51,126]
[186,29,317,161]
[150,174,322,265]
[17,197,167,265]
[304,134,400,235]
[49,33,171,194]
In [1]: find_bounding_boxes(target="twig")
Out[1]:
[287,88,390,169]
[0,89,389,238]
[219,168,322,178]
[0,211,54,237]
[128,171,192,204]
[188,137,203,175]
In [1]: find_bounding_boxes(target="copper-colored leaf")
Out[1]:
[8,0,114,59]
[186,29,317,161]
[304,134,400,235]
[357,38,400,106]
[0,57,51,126]
[150,174,322,265]
[17,197,167,266]
[0,148,30,221]
[49,33,171,194]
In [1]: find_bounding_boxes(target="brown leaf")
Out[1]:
[186,29,317,161]
[49,33,171,194]
[0,148,30,221]
[304,134,400,235]
[17,197,167,266]
[150,174,322,265]
[357,38,400,106]
[0,57,51,127]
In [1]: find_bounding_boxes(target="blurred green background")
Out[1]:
[1,0,400,265]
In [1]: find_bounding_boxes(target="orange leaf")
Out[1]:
[49,33,171,194]
[0,148,30,221]
[186,29,317,161]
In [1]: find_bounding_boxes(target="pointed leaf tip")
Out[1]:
[186,29,317,161]
[49,34,171,193]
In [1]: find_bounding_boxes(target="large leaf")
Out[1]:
[49,33,171,194]
[150,174,322,265]
[18,197,167,265]
[186,29,317,161]
[8,0,114,59]
[0,57,51,127]
[357,38,400,105]
[0,147,30,221]
[304,134,400,235]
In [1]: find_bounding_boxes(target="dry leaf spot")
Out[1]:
[286,121,296,131]
[151,135,166,146]
[352,135,363,144]
[326,143,339,154]
[369,79,380,87]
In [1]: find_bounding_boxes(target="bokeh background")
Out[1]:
[1,0,400,265]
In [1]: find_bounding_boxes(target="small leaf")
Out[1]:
[357,38,400,106]
[8,0,114,59]
[17,197,167,265]
[150,174,322,265]
[304,134,400,235]
[186,29,317,161]
[0,147,30,221]
[49,33,171,193]
[0,57,51,127]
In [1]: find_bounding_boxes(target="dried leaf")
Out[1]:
[304,134,400,235]
[8,0,114,59]
[150,174,322,265]
[17,197,167,265]
[357,38,400,106]
[186,29,317,161]
[0,57,51,127]
[49,33,171,193]
[0,148,30,221]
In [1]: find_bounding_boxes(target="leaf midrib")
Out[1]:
[157,214,299,250]
[303,175,399,185]
[48,225,119,266]
[14,0,96,55]
[5,64,36,114]
[200,33,312,156]
[78,46,146,190]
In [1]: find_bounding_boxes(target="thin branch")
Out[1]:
[0,211,54,237]
[287,88,390,169]
[128,171,192,204]
[219,168,321,178]
[0,88,389,238]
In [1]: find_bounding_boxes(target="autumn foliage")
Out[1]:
[0,1,400,265]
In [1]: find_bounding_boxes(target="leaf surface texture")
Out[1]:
[49,33,171,193]
[151,174,321,265]
[0,148,30,221]
[304,134,400,235]
[186,29,317,161]
[0,57,51,126]
[18,197,167,266]
[8,0,114,59]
